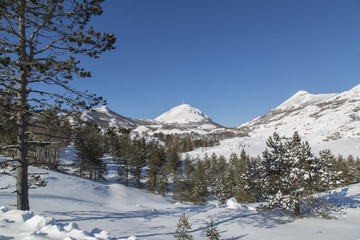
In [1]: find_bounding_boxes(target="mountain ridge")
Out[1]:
[82,84,360,155]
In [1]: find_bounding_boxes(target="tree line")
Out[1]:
[68,124,360,217]
[2,112,359,218]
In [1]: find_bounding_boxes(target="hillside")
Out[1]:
[188,84,360,159]
[1,166,360,239]
[81,84,360,158]
[238,84,360,140]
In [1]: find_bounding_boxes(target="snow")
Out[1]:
[2,85,360,239]
[226,197,242,209]
[1,165,360,240]
[94,106,113,115]
[276,90,337,111]
[155,104,212,124]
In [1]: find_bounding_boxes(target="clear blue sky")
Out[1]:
[77,0,360,127]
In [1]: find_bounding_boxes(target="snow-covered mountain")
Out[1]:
[83,104,225,134]
[82,84,360,157]
[155,104,212,124]
[82,106,156,129]
[238,84,360,140]
[187,84,360,159]
[154,104,223,129]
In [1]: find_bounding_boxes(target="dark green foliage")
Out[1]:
[253,132,341,218]
[191,160,208,204]
[228,151,255,203]
[206,219,220,240]
[74,122,106,181]
[154,133,220,153]
[0,89,17,157]
[28,110,72,170]
[130,138,147,188]
[172,165,186,202]
[174,212,193,240]
[145,142,168,194]
[0,0,116,210]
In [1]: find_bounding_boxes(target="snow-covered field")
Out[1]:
[1,166,360,240]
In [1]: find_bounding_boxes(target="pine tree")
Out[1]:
[215,155,228,203]
[173,165,186,202]
[244,156,264,202]
[74,122,106,181]
[0,0,115,210]
[174,212,193,240]
[191,160,208,204]
[206,219,220,240]
[257,132,340,218]
[182,157,195,202]
[228,151,255,203]
[146,143,168,195]
[130,138,147,188]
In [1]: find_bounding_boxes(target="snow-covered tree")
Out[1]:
[191,160,208,204]
[206,218,220,240]
[257,132,340,218]
[174,212,193,240]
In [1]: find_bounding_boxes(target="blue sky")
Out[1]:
[77,0,360,127]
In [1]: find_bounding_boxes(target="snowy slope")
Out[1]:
[185,84,360,159]
[83,106,156,129]
[239,84,360,140]
[275,90,337,111]
[1,166,360,239]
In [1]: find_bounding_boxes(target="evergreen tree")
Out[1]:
[74,122,106,181]
[130,138,147,188]
[174,212,193,240]
[28,110,71,170]
[257,132,340,218]
[244,156,264,202]
[116,134,132,186]
[182,157,195,202]
[0,0,115,210]
[191,160,208,204]
[206,153,218,196]
[0,89,17,158]
[215,155,228,203]
[228,151,255,203]
[206,219,220,240]
[173,165,186,202]
[146,143,168,195]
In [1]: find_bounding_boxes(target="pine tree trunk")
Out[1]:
[294,198,300,217]
[16,0,30,211]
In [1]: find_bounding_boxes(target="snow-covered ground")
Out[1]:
[186,135,360,160]
[1,166,360,240]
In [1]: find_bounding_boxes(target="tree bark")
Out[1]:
[294,198,300,217]
[16,0,30,211]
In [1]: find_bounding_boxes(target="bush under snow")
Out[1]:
[0,206,123,240]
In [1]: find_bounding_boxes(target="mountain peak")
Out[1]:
[155,104,212,124]
[94,105,112,114]
[276,90,336,111]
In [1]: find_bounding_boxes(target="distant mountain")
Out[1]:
[186,84,360,159]
[82,106,156,129]
[82,84,360,157]
[238,84,360,141]
[155,104,212,124]
[154,104,223,128]
[83,104,225,134]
